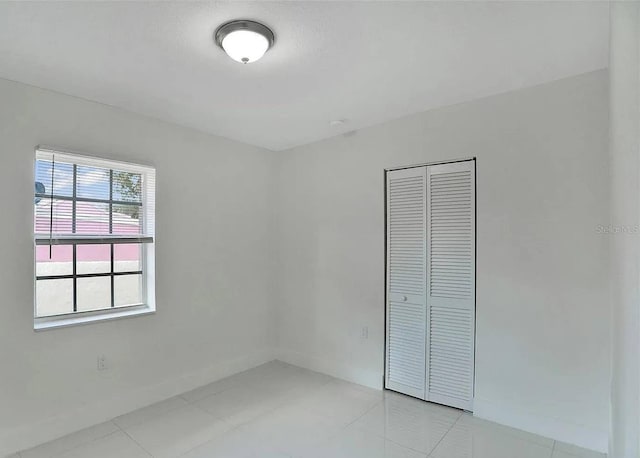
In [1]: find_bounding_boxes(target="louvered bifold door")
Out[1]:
[385,167,427,399]
[426,161,476,411]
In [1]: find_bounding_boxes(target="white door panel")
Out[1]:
[385,166,427,399]
[426,161,475,411]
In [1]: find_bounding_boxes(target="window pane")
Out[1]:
[35,160,74,198]
[114,274,142,307]
[75,201,110,234]
[36,245,73,276]
[77,244,111,275]
[36,279,73,317]
[77,277,111,312]
[34,152,154,323]
[112,171,142,202]
[112,204,142,235]
[34,198,73,234]
[114,243,141,272]
[76,165,110,200]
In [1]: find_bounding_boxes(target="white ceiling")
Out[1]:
[0,2,608,151]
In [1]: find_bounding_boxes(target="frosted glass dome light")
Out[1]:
[215,20,275,64]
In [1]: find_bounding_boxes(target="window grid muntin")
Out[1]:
[35,160,146,317]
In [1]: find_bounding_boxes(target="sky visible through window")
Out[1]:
[35,160,141,203]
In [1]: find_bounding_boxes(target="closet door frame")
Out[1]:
[383,157,476,409]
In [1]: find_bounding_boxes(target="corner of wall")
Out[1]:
[275,347,383,391]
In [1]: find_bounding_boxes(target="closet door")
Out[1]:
[426,161,475,410]
[385,167,427,399]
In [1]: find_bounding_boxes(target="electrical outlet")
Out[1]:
[361,326,369,339]
[97,355,107,371]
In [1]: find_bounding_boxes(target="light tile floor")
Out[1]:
[15,361,606,458]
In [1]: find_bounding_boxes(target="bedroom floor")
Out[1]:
[15,361,605,458]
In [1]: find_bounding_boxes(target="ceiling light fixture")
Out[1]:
[215,20,275,64]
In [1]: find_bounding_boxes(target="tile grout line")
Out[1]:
[283,380,383,455]
[188,391,284,430]
[115,397,191,430]
[177,382,312,458]
[348,396,463,456]
[178,362,282,405]
[177,379,329,458]
[174,405,242,457]
[286,398,384,457]
[174,422,237,458]
[425,410,464,457]
[458,413,557,451]
[112,421,154,457]
[19,426,122,458]
[225,377,335,428]
[344,399,383,429]
[180,381,238,405]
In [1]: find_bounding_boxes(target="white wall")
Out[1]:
[609,4,640,458]
[0,78,277,456]
[0,69,613,456]
[274,70,610,452]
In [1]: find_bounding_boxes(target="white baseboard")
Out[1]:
[0,349,276,457]
[473,396,608,454]
[276,347,383,390]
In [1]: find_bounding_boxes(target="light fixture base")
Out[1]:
[215,20,275,62]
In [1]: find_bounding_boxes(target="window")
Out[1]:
[34,148,155,329]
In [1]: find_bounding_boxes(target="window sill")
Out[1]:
[34,305,155,331]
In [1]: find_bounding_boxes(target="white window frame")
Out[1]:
[33,147,156,330]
